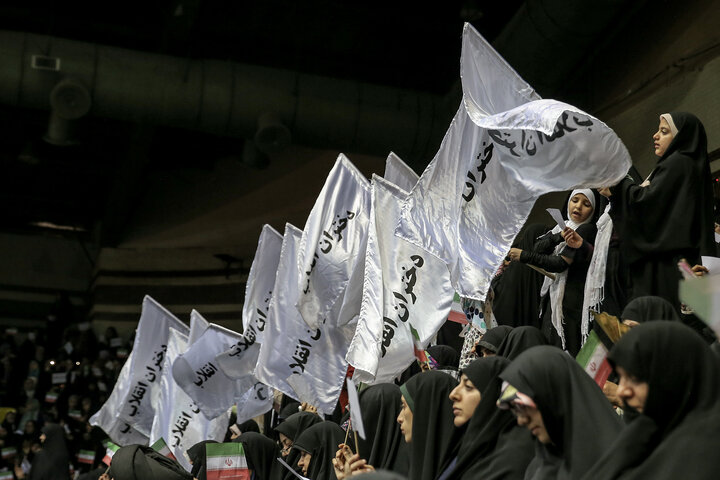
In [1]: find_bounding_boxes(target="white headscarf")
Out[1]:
[581,203,613,344]
[540,188,595,348]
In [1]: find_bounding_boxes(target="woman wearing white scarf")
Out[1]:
[509,189,598,355]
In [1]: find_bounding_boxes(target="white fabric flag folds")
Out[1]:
[256,223,350,415]
[92,296,189,438]
[296,154,371,329]
[383,152,419,193]
[89,351,149,446]
[172,317,251,420]
[348,175,455,384]
[151,329,229,471]
[396,23,631,301]
[242,224,283,345]
[235,381,274,425]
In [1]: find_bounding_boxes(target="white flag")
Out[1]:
[235,381,274,425]
[395,23,631,301]
[89,351,149,446]
[172,318,252,420]
[188,308,210,345]
[108,296,189,436]
[151,329,229,471]
[296,154,371,329]
[242,224,283,345]
[383,152,419,193]
[347,176,455,384]
[256,223,351,415]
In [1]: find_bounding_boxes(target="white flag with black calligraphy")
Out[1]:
[347,175,455,384]
[172,318,252,420]
[395,23,631,301]
[188,307,210,345]
[89,351,149,446]
[235,381,274,425]
[104,296,190,437]
[242,224,282,345]
[296,154,371,329]
[151,329,229,471]
[383,152,419,193]
[256,223,351,415]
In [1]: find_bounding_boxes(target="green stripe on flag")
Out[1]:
[576,331,602,367]
[206,442,245,457]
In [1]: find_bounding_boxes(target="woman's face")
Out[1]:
[513,404,551,444]
[615,365,649,413]
[653,117,674,157]
[278,432,293,458]
[568,194,593,224]
[297,451,312,476]
[396,395,414,443]
[449,374,482,427]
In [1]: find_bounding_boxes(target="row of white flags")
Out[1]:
[91,22,632,454]
[90,297,273,466]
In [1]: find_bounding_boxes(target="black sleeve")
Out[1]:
[520,249,571,273]
[532,231,563,254]
[560,223,597,263]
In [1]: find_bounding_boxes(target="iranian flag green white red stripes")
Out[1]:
[409,324,428,364]
[150,438,177,461]
[0,470,13,480]
[447,293,468,325]
[102,441,120,466]
[77,450,95,465]
[206,442,250,480]
[576,330,612,388]
[0,447,16,459]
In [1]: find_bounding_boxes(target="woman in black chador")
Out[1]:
[510,189,600,356]
[580,322,720,479]
[606,112,714,310]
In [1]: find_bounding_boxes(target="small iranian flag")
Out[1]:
[77,450,95,465]
[44,392,58,403]
[576,330,612,388]
[409,325,428,365]
[1,447,16,459]
[150,438,177,461]
[68,410,83,421]
[447,293,467,325]
[102,442,120,466]
[206,443,250,480]
[0,470,13,480]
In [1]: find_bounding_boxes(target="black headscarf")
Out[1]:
[580,322,720,479]
[275,411,323,479]
[620,296,679,323]
[356,384,409,474]
[279,402,302,421]
[476,325,513,353]
[500,346,622,479]
[238,419,260,434]
[495,326,547,360]
[27,423,70,480]
[492,223,550,328]
[399,371,464,480]
[453,357,534,480]
[187,440,218,480]
[292,421,345,480]
[610,112,714,263]
[236,432,281,480]
[426,345,459,370]
[108,445,193,480]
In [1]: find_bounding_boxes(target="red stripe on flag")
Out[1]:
[594,358,612,388]
[447,310,468,325]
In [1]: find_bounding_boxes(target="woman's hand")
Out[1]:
[561,227,583,248]
[508,248,522,262]
[640,179,651,187]
[603,381,622,408]
[692,264,709,277]
[344,453,374,476]
[597,187,611,198]
[301,402,318,414]
[333,444,354,479]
